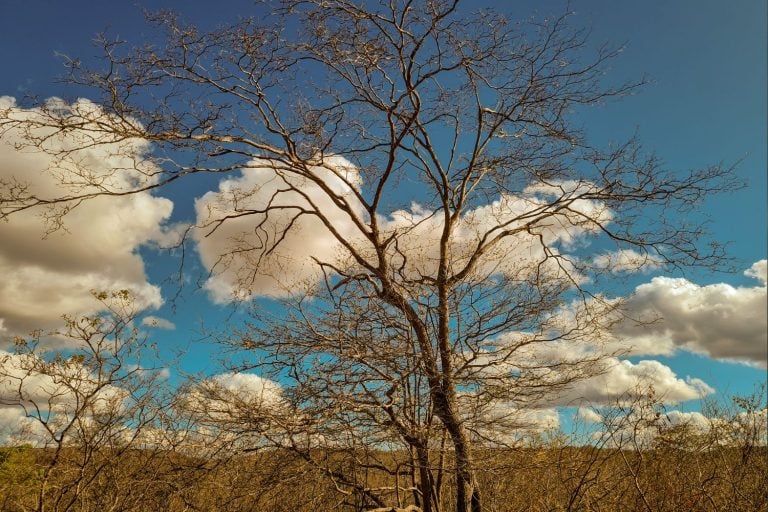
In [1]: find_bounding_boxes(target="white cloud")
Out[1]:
[734,408,768,443]
[194,156,366,302]
[461,394,560,443]
[208,372,284,407]
[0,350,127,408]
[0,351,85,405]
[614,261,767,365]
[745,259,767,285]
[180,372,285,425]
[127,364,171,381]
[370,185,607,285]
[141,315,176,330]
[594,407,767,448]
[663,409,711,431]
[457,303,716,411]
[0,406,49,446]
[553,358,713,406]
[195,163,610,301]
[0,97,170,339]
[661,408,767,446]
[592,249,662,273]
[0,350,131,445]
[575,406,602,423]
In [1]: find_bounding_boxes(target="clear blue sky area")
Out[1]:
[1,1,765,413]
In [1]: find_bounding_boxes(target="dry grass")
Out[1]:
[0,439,765,512]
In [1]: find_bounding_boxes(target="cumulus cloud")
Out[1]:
[141,315,176,330]
[0,350,127,409]
[0,97,171,340]
[194,156,366,302]
[613,260,767,365]
[553,358,713,406]
[664,408,768,446]
[453,292,714,411]
[371,182,608,284]
[0,350,131,445]
[662,409,712,431]
[196,163,609,301]
[744,259,767,285]
[191,151,765,373]
[207,372,284,407]
[0,406,51,446]
[460,394,560,443]
[576,406,602,423]
[180,372,285,427]
[594,407,767,448]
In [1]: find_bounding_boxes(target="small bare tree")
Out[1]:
[0,291,171,512]
[0,2,736,511]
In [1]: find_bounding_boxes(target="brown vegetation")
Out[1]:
[1,431,765,512]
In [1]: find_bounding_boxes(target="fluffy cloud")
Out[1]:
[474,402,560,431]
[180,372,285,425]
[662,409,712,431]
[141,315,176,330]
[459,337,713,435]
[0,350,130,445]
[371,182,609,284]
[191,152,764,372]
[0,97,171,340]
[0,407,49,445]
[593,407,767,448]
[553,358,713,406]
[207,372,284,408]
[614,260,767,365]
[196,163,609,301]
[0,350,127,409]
[576,406,602,423]
[668,408,768,445]
[455,296,714,409]
[460,392,561,443]
[194,156,366,302]
[744,259,767,285]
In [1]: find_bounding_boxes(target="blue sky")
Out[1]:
[3,0,764,266]
[0,0,765,428]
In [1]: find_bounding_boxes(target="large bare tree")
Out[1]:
[0,1,736,511]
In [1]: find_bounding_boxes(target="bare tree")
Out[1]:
[0,291,172,512]
[0,2,737,511]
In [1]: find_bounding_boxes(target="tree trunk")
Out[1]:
[416,446,435,512]
[448,424,481,512]
[432,391,481,512]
